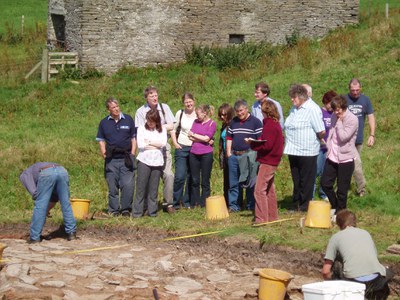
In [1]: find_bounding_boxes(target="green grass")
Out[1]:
[0,1,400,263]
[0,0,47,35]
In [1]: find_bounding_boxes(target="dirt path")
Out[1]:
[0,224,399,299]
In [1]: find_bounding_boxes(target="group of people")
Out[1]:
[19,78,375,242]
[94,78,375,222]
[18,79,391,298]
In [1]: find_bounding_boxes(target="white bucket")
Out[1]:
[302,280,365,300]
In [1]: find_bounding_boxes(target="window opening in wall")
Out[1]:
[51,14,66,49]
[229,34,245,44]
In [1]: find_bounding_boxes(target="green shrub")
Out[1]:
[185,42,275,70]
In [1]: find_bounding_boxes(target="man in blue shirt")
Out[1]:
[96,97,136,216]
[252,82,284,129]
[345,78,376,197]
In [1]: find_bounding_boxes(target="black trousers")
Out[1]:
[288,155,317,211]
[321,158,354,212]
[332,261,394,300]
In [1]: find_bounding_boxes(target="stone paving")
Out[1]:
[0,235,316,299]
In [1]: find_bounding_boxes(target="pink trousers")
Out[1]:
[254,164,278,223]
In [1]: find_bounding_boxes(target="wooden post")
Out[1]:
[41,49,49,83]
[21,15,24,35]
[386,2,389,19]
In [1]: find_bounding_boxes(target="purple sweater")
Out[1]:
[321,108,333,152]
[190,119,217,155]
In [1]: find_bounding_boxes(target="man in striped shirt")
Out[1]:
[284,84,325,211]
[226,99,263,212]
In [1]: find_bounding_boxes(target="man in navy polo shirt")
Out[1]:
[345,78,376,197]
[226,99,263,212]
[96,97,136,216]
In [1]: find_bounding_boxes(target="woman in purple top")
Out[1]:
[314,90,337,200]
[188,105,217,207]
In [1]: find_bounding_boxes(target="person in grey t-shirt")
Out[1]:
[322,210,393,299]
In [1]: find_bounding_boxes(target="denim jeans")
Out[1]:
[105,158,135,214]
[189,152,213,207]
[173,146,192,208]
[313,149,327,199]
[31,166,76,241]
[227,155,252,211]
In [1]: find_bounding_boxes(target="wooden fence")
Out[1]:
[25,49,79,83]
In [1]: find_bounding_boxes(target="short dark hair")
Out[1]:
[105,97,118,108]
[349,78,362,88]
[255,82,270,96]
[330,95,348,111]
[234,99,248,111]
[322,90,338,105]
[336,209,356,230]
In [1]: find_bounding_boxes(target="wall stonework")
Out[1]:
[48,0,358,74]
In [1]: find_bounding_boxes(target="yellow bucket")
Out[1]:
[258,268,293,300]
[305,200,331,228]
[205,195,229,220]
[0,243,7,262]
[70,199,91,220]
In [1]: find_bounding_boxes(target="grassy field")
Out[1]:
[0,0,47,35]
[0,1,400,261]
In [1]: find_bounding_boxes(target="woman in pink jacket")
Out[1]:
[321,95,358,214]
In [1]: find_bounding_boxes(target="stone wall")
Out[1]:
[48,0,358,74]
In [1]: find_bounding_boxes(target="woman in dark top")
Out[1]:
[217,103,234,206]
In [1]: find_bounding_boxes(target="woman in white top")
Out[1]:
[133,109,167,217]
[171,92,197,209]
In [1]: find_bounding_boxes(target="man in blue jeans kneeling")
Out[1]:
[20,162,77,243]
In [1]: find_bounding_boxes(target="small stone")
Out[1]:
[41,280,66,288]
[132,281,148,289]
[19,274,37,285]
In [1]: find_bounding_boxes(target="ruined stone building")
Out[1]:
[48,0,359,74]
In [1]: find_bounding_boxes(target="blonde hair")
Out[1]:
[196,104,214,118]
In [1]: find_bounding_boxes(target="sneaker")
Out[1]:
[358,191,366,197]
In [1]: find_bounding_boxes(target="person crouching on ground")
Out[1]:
[322,210,393,299]
[133,109,167,217]
[19,162,77,243]
[246,101,284,224]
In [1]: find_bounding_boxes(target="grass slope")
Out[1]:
[0,1,399,258]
